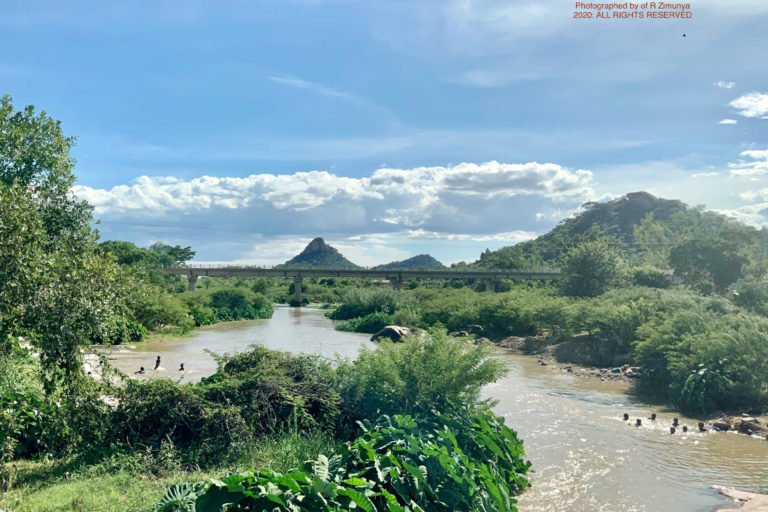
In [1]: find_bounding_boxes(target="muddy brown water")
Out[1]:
[98,306,768,512]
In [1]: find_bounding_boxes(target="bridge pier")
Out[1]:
[293,275,303,304]
[390,277,403,290]
[188,274,199,292]
[484,279,496,293]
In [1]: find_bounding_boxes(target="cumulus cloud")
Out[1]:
[728,148,768,177]
[713,81,736,89]
[718,119,738,125]
[74,161,594,262]
[729,92,768,119]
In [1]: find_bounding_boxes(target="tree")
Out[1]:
[560,239,623,297]
[669,238,746,294]
[633,213,674,267]
[149,242,196,266]
[0,96,126,394]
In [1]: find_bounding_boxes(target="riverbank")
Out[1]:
[75,312,768,511]
[716,488,768,511]
[495,334,768,441]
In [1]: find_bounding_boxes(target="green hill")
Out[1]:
[473,191,768,269]
[278,237,361,269]
[373,254,446,270]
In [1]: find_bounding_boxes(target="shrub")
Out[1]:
[327,289,412,320]
[200,347,341,435]
[632,266,672,289]
[335,312,393,333]
[336,328,506,423]
[155,412,531,512]
[110,379,250,466]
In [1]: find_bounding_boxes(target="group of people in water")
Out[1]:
[622,412,707,434]
[134,355,185,375]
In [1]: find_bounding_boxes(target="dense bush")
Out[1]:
[327,288,413,320]
[632,266,672,289]
[183,288,273,326]
[635,308,768,413]
[200,347,340,435]
[110,379,250,466]
[335,311,394,333]
[155,412,531,512]
[108,347,341,467]
[336,329,506,423]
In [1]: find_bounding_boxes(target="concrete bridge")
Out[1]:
[164,265,562,302]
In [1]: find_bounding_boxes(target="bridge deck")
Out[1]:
[164,265,561,281]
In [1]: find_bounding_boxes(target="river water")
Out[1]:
[99,306,768,511]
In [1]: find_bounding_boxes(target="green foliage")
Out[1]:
[183,288,273,325]
[327,288,413,321]
[200,347,341,435]
[631,266,672,289]
[560,238,624,297]
[372,254,446,270]
[731,281,768,316]
[336,312,394,333]
[110,379,250,466]
[635,307,768,413]
[156,412,530,512]
[336,329,506,422]
[669,238,747,294]
[148,242,196,267]
[110,347,340,467]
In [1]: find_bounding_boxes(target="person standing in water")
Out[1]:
[179,363,185,371]
[154,356,161,370]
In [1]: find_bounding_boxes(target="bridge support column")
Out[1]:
[293,275,303,304]
[484,279,496,293]
[188,274,199,292]
[391,277,403,290]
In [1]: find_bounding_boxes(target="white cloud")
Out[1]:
[718,119,738,125]
[75,161,594,262]
[713,81,736,89]
[729,92,768,119]
[729,148,768,177]
[741,149,768,159]
[405,229,536,242]
[691,172,720,178]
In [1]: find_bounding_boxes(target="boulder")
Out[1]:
[712,421,731,432]
[370,325,412,342]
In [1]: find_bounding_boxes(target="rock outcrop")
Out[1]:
[370,325,412,342]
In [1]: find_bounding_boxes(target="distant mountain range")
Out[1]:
[471,191,766,269]
[279,239,446,270]
[278,237,361,269]
[280,192,764,272]
[373,254,445,270]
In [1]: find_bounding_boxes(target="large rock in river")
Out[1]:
[370,325,412,342]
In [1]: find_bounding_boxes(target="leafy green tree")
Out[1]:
[149,242,196,266]
[559,239,624,297]
[0,96,126,394]
[669,238,746,294]
[633,213,674,267]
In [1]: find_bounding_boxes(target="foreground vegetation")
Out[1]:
[1,330,530,511]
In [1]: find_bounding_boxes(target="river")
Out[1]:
[100,306,768,512]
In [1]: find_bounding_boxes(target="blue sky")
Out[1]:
[2,0,768,265]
